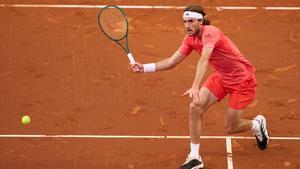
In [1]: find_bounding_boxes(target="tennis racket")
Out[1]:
[98,5,135,63]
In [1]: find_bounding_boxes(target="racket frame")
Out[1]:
[98,5,135,63]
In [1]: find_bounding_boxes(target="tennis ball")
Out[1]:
[21,115,31,125]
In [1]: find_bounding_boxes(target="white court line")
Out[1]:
[0,134,300,140]
[216,6,257,10]
[264,7,300,10]
[226,138,234,169]
[0,4,300,10]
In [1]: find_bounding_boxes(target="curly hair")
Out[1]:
[184,4,211,25]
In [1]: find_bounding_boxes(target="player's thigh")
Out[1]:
[198,87,218,109]
[203,73,227,103]
[228,76,257,109]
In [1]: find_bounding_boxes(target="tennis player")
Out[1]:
[130,4,269,169]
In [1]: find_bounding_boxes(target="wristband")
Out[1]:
[143,63,156,73]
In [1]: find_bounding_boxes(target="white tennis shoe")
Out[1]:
[253,115,270,150]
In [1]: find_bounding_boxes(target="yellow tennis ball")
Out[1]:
[22,115,31,125]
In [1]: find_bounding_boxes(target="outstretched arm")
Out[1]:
[129,51,187,73]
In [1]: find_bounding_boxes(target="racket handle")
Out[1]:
[127,53,135,64]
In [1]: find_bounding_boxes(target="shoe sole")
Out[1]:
[191,163,204,169]
[262,116,269,140]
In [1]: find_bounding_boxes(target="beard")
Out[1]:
[187,28,200,36]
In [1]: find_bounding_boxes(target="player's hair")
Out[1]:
[184,4,211,25]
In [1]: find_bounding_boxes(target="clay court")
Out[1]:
[0,0,300,169]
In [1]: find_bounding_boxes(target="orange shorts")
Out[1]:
[203,73,257,110]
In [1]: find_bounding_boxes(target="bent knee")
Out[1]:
[190,98,207,109]
[189,102,206,117]
[189,101,206,114]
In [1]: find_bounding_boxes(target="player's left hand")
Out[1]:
[183,87,201,103]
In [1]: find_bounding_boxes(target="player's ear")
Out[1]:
[198,19,204,25]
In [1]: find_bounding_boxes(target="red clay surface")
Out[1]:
[232,139,300,169]
[0,138,228,169]
[0,1,300,169]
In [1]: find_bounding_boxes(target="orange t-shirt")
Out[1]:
[179,25,255,85]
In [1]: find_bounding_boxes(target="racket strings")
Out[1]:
[99,7,128,40]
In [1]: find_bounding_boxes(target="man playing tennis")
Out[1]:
[130,4,269,169]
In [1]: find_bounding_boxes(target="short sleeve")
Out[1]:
[202,27,220,48]
[178,35,193,56]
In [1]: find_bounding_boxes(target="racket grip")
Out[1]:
[127,53,135,64]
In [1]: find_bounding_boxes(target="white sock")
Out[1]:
[189,143,200,158]
[251,120,260,132]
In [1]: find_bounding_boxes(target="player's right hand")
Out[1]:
[129,62,144,73]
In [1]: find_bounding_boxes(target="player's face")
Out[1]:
[183,18,202,36]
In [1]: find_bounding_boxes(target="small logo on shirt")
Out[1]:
[204,34,211,38]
